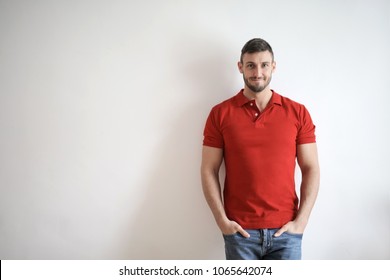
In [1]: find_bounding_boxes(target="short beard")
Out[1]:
[243,76,272,94]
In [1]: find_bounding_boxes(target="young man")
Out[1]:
[201,38,320,260]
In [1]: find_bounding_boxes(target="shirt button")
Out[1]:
[255,113,258,117]
[250,103,253,106]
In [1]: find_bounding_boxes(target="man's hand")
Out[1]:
[273,220,306,237]
[218,218,250,238]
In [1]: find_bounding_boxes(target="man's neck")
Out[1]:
[243,87,273,112]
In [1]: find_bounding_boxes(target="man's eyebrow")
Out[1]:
[245,61,271,65]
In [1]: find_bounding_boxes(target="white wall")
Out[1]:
[0,0,389,259]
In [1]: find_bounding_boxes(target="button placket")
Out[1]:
[244,101,260,122]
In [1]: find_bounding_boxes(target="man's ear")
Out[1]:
[238,61,243,73]
[272,61,276,73]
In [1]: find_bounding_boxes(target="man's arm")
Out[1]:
[274,143,320,236]
[201,146,250,237]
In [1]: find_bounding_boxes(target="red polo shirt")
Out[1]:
[203,89,316,229]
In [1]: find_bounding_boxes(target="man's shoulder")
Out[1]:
[210,92,240,111]
[276,92,307,110]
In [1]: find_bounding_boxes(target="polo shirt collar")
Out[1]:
[234,89,282,107]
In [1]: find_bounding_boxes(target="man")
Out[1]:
[201,38,320,260]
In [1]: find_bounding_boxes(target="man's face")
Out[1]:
[238,51,276,94]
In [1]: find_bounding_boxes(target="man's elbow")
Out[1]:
[301,164,320,182]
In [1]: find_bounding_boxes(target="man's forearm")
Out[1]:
[201,169,228,227]
[295,166,320,228]
[201,169,250,237]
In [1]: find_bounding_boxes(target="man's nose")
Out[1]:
[253,67,262,77]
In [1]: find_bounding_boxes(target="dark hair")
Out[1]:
[240,38,274,62]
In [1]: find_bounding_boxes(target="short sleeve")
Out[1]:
[296,105,316,145]
[203,108,224,148]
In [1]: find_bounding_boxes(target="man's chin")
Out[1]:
[249,85,266,93]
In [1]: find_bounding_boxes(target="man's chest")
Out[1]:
[219,107,299,150]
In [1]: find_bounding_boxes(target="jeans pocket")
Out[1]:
[282,231,303,238]
[222,232,239,238]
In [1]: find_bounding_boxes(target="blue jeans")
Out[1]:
[223,229,302,260]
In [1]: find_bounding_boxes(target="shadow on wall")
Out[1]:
[117,108,217,259]
[115,36,237,259]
